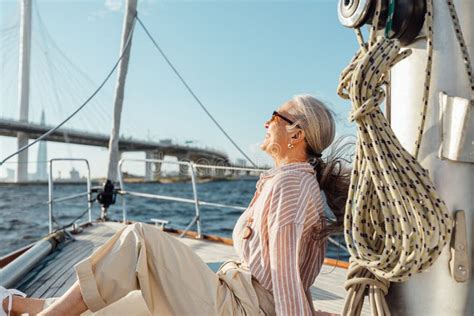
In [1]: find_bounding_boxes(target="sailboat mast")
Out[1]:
[387,0,473,314]
[106,0,137,183]
[16,0,32,182]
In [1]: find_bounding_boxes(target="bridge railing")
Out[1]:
[48,158,92,233]
[117,158,266,239]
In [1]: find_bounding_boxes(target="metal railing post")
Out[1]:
[85,160,92,223]
[48,158,92,233]
[117,160,127,223]
[48,160,54,234]
[189,162,201,239]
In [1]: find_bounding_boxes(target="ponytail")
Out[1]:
[307,136,354,239]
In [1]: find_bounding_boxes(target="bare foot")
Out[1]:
[37,282,88,316]
[2,296,45,316]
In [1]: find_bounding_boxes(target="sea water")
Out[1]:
[0,180,349,260]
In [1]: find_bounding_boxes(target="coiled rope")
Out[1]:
[335,0,474,313]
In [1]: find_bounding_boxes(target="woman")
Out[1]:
[1,95,350,316]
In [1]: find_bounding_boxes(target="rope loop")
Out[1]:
[339,37,412,124]
[349,91,384,122]
[344,262,390,296]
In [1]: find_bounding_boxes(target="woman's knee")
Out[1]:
[123,222,150,235]
[122,222,164,241]
[114,223,147,248]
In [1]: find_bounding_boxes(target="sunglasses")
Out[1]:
[271,111,302,129]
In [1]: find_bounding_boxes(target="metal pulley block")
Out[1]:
[337,0,426,46]
[338,0,387,28]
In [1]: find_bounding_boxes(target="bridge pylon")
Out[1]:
[145,151,163,181]
[16,0,32,182]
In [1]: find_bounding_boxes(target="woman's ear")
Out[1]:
[291,130,305,144]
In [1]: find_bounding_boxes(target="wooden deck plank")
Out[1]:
[17,224,114,294]
[18,223,119,297]
[17,240,87,295]
[30,242,93,297]
[37,243,95,298]
[14,222,370,315]
[43,224,119,298]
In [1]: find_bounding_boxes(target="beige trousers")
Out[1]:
[46,223,274,316]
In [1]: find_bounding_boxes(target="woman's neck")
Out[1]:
[274,157,307,167]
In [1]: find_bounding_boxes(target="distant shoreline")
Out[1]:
[0,175,259,186]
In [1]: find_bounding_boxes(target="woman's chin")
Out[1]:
[259,140,268,151]
[260,141,278,157]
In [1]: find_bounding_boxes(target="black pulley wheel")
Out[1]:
[388,0,426,46]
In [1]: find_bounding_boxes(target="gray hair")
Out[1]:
[287,94,336,157]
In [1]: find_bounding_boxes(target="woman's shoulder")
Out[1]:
[272,169,318,189]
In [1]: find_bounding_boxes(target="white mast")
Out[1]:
[388,0,473,314]
[16,0,32,182]
[106,0,137,182]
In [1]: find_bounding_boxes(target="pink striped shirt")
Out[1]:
[232,162,327,315]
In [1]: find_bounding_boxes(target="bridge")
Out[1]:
[0,118,230,181]
[0,0,246,183]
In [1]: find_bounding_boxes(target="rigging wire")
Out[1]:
[135,15,257,168]
[52,204,94,233]
[0,15,138,167]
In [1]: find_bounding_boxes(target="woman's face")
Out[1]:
[260,102,297,157]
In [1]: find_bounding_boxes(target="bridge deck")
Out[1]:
[0,117,227,159]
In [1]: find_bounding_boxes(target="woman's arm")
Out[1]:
[269,223,313,315]
[268,173,314,315]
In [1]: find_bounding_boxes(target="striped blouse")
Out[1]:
[232,162,327,315]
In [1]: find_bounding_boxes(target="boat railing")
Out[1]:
[117,158,266,239]
[48,158,92,233]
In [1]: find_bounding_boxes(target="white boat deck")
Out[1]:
[16,222,369,315]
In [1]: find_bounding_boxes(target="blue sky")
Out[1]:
[0,0,358,178]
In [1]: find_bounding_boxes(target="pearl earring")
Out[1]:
[288,143,294,149]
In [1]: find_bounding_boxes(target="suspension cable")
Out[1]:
[135,15,257,168]
[0,15,137,166]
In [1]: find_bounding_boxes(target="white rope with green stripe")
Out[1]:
[335,0,473,314]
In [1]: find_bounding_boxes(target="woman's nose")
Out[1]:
[264,118,271,129]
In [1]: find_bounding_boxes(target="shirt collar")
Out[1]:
[259,162,315,180]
